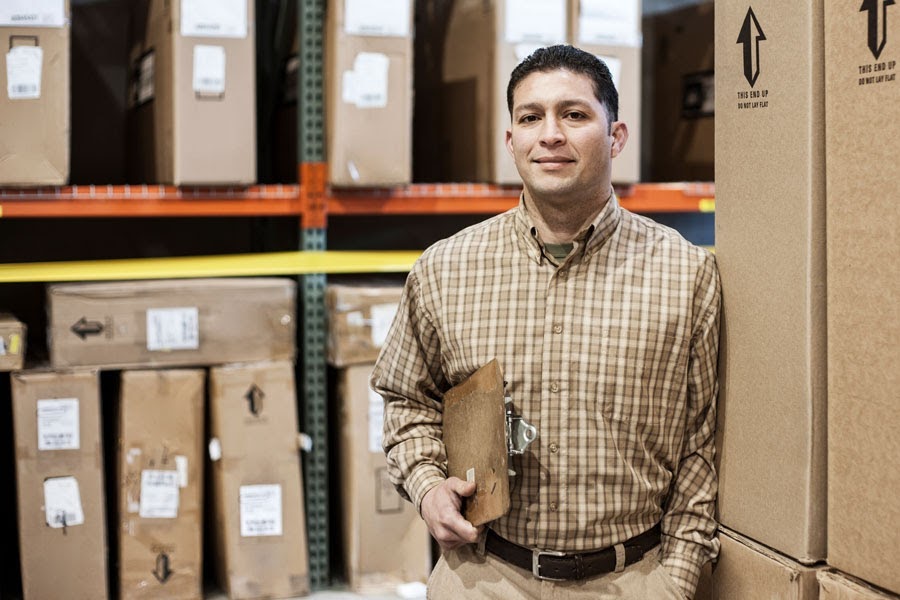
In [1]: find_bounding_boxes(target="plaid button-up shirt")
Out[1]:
[372,193,721,596]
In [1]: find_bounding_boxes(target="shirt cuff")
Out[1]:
[659,537,708,600]
[406,464,447,516]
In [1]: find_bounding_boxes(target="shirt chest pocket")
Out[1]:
[594,324,689,428]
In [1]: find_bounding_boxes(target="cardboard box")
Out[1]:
[117,369,204,600]
[642,2,714,182]
[712,528,821,599]
[819,570,900,600]
[128,0,256,184]
[11,369,108,600]
[208,361,309,599]
[325,0,413,186]
[336,365,431,591]
[326,283,402,367]
[570,0,642,184]
[714,0,826,563]
[0,0,70,185]
[824,1,900,593]
[48,278,296,369]
[0,313,26,371]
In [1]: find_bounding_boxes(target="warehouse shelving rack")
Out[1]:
[0,0,714,589]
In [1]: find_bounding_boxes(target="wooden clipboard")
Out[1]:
[443,359,510,526]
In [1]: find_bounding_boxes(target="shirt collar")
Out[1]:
[513,189,622,265]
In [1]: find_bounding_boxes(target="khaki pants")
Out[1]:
[427,545,687,600]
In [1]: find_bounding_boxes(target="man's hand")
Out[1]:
[421,477,482,551]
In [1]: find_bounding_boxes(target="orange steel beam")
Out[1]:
[299,162,328,229]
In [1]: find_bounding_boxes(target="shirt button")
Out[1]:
[549,502,558,511]
[552,323,563,334]
[550,382,559,393]
[558,270,568,279]
[549,443,559,453]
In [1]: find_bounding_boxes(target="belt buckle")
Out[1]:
[532,549,567,581]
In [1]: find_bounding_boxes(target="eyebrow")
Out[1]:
[513,99,594,116]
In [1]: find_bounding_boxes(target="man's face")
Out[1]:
[506,69,626,206]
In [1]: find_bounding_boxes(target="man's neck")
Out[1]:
[525,189,611,244]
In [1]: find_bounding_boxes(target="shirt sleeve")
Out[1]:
[370,265,449,515]
[659,251,722,599]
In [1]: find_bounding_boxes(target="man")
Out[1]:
[372,45,720,599]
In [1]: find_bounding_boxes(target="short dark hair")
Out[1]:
[506,44,619,122]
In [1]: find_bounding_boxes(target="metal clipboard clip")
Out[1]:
[504,384,537,476]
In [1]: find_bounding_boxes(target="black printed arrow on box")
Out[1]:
[245,384,264,416]
[70,317,104,340]
[861,0,895,59]
[152,552,173,583]
[737,6,766,87]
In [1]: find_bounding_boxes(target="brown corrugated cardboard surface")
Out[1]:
[714,0,827,563]
[0,313,26,371]
[326,283,402,367]
[712,528,821,600]
[325,0,413,186]
[117,369,204,600]
[208,361,309,599]
[337,365,431,591]
[0,1,70,185]
[11,369,108,600]
[824,1,900,594]
[643,2,714,182]
[818,570,900,600]
[128,0,256,184]
[48,278,296,369]
[571,0,642,184]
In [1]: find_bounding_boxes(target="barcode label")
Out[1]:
[37,398,80,451]
[146,307,199,351]
[193,45,226,94]
[6,46,42,100]
[0,1,65,27]
[44,477,85,528]
[181,0,247,38]
[139,470,180,519]
[240,484,283,537]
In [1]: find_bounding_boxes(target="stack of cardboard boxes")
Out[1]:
[326,282,432,593]
[10,278,309,599]
[716,0,899,598]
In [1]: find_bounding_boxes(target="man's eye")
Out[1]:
[520,115,539,123]
[566,112,585,120]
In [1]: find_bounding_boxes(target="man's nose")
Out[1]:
[539,117,565,145]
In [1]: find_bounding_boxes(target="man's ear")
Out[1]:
[505,128,514,157]
[609,121,628,158]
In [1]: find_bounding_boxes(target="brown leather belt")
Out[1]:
[486,524,661,581]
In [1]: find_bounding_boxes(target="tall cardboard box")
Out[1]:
[128,0,256,184]
[337,365,431,591]
[712,528,821,599]
[643,2,714,182]
[208,361,309,599]
[325,0,413,186]
[326,283,402,367]
[441,0,569,185]
[824,1,900,594]
[11,369,108,600]
[714,0,826,563]
[0,313,26,371]
[48,278,296,369]
[117,369,204,600]
[0,0,70,185]
[819,571,900,600]
[570,0,642,184]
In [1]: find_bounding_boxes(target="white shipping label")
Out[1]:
[596,55,622,91]
[37,398,80,451]
[344,0,410,37]
[578,0,641,47]
[505,0,566,45]
[44,477,85,528]
[369,303,398,348]
[368,386,384,453]
[6,46,42,100]
[175,455,189,488]
[342,52,389,108]
[192,45,226,94]
[181,0,248,38]
[146,307,199,351]
[240,484,283,537]
[0,0,65,27]
[139,470,180,519]
[134,52,155,106]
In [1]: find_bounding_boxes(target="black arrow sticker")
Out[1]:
[737,7,766,87]
[152,552,173,583]
[245,384,264,416]
[70,317,104,340]
[861,0,895,59]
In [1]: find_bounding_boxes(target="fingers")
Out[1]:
[421,478,481,551]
